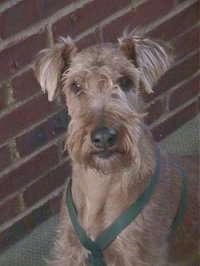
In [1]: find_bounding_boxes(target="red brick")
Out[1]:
[169,74,200,110]
[176,0,188,3]
[48,192,62,214]
[144,99,164,125]
[0,93,58,145]
[0,145,59,201]
[0,145,11,171]
[0,198,56,251]
[144,52,199,102]
[0,84,7,111]
[173,26,200,60]
[0,196,20,224]
[26,199,55,228]
[11,69,41,101]
[77,29,102,49]
[16,110,68,157]
[103,0,174,42]
[150,2,199,40]
[53,0,130,39]
[0,0,73,39]
[37,0,73,19]
[0,1,39,39]
[0,31,47,81]
[23,161,71,207]
[0,102,4,111]
[0,215,31,251]
[152,102,198,141]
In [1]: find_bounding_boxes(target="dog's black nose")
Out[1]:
[91,127,117,148]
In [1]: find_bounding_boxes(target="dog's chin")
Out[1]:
[93,150,120,159]
[86,150,131,173]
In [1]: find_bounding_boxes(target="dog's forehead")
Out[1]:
[70,44,134,73]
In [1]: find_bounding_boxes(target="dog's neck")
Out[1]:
[70,135,156,238]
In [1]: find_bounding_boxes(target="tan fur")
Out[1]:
[34,30,200,266]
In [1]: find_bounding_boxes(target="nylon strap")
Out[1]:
[66,147,160,266]
[66,148,187,265]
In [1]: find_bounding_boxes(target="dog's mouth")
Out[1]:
[92,149,122,159]
[87,147,132,171]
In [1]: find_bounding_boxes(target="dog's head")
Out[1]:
[34,30,172,173]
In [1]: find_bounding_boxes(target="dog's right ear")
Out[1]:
[34,37,77,101]
[118,29,173,94]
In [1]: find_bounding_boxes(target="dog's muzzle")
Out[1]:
[91,127,118,149]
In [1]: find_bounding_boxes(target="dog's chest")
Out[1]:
[68,224,139,265]
[67,208,154,266]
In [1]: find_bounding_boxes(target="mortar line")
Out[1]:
[0,0,22,13]
[149,97,199,129]
[0,185,65,232]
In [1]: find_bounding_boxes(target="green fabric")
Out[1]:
[66,182,106,265]
[66,148,161,266]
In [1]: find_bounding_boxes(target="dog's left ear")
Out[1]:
[34,37,77,101]
[118,30,173,93]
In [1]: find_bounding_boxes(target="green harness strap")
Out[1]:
[66,148,187,266]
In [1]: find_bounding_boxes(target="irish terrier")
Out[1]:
[34,30,199,266]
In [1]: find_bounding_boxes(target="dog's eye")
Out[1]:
[117,76,134,92]
[70,81,82,95]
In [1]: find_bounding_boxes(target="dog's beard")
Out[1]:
[67,125,141,174]
[66,106,143,174]
[84,150,131,174]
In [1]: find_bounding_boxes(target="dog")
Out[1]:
[34,30,199,266]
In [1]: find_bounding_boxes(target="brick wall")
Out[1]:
[0,0,199,251]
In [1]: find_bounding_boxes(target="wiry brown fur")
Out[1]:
[34,30,200,266]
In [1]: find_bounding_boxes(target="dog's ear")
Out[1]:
[34,37,77,101]
[118,30,173,93]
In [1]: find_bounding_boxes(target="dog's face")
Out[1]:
[35,31,172,173]
[63,44,143,172]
